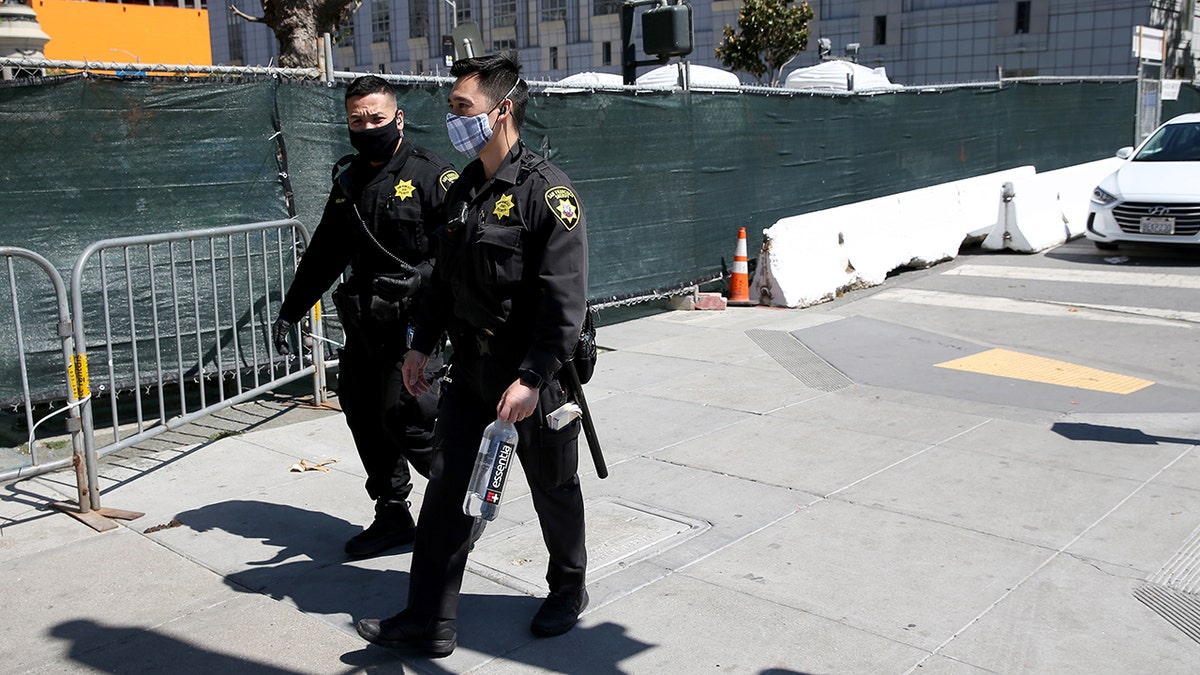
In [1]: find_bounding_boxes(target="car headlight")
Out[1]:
[1091,186,1118,206]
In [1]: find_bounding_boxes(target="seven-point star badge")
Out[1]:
[393,180,415,201]
[493,194,515,219]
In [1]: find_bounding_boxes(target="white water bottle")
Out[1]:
[463,418,519,521]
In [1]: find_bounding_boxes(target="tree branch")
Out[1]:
[774,54,799,87]
[228,4,266,23]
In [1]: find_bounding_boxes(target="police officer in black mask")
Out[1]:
[272,75,457,558]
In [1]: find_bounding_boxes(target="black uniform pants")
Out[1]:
[407,342,586,620]
[337,319,440,508]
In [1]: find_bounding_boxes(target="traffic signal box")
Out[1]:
[641,3,693,58]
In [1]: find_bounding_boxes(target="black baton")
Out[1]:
[561,360,607,479]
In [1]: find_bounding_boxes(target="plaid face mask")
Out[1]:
[445,110,493,157]
[445,79,520,157]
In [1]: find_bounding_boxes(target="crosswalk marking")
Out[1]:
[935,348,1154,395]
[871,288,1188,327]
[1049,300,1200,324]
[945,264,1200,290]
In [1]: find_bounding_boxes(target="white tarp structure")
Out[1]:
[636,63,741,90]
[784,60,902,92]
[552,71,624,91]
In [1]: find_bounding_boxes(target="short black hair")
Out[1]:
[345,75,396,105]
[450,50,528,129]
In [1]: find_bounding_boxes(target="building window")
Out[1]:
[542,0,567,22]
[874,15,886,46]
[494,39,517,51]
[226,11,244,64]
[549,45,559,70]
[410,0,428,38]
[1015,1,1031,34]
[372,1,390,44]
[819,0,854,20]
[602,41,612,65]
[456,0,472,24]
[594,0,620,15]
[493,0,516,27]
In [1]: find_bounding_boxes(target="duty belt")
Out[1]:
[456,326,496,357]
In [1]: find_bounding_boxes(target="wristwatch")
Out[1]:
[518,368,544,389]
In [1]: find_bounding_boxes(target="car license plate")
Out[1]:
[1140,217,1175,234]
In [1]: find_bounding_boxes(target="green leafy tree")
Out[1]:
[715,0,814,87]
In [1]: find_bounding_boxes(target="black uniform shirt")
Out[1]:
[411,140,588,382]
[279,139,458,324]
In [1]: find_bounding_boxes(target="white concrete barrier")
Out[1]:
[980,158,1124,252]
[1039,157,1124,238]
[751,160,1120,308]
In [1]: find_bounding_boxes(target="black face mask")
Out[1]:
[348,113,401,162]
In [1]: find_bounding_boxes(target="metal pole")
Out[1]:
[621,2,636,85]
[323,33,335,82]
[621,0,670,85]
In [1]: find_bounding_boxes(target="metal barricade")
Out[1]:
[0,247,90,509]
[66,219,325,520]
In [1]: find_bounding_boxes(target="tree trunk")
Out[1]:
[240,0,357,69]
[273,12,318,68]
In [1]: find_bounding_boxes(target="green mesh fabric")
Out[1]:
[1,74,1197,403]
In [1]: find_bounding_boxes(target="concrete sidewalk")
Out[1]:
[3,239,1200,674]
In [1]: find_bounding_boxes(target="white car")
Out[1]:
[1086,112,1200,250]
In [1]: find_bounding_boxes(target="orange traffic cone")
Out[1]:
[727,227,752,306]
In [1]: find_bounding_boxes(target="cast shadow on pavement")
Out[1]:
[47,616,805,675]
[173,499,399,617]
[170,500,653,672]
[1044,243,1200,267]
[1052,422,1198,446]
[50,619,312,675]
[341,617,653,674]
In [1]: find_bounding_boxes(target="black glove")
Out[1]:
[272,318,293,356]
[371,270,421,301]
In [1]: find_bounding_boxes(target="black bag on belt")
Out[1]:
[569,304,598,384]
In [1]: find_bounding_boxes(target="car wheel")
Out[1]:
[1093,241,1119,251]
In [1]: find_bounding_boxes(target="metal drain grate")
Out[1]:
[1149,523,1200,593]
[746,329,853,392]
[1134,584,1200,644]
[1135,522,1200,644]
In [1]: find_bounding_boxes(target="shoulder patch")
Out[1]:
[545,186,581,231]
[439,169,459,192]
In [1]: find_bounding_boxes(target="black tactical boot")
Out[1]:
[356,610,457,657]
[530,587,589,637]
[344,500,415,558]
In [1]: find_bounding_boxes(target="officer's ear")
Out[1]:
[395,109,405,132]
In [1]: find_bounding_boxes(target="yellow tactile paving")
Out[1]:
[934,348,1154,395]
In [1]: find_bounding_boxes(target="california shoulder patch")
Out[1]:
[545,186,580,231]
[439,169,459,193]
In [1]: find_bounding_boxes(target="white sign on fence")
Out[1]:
[1132,25,1165,61]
